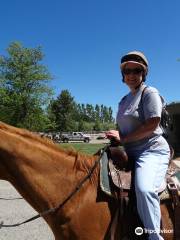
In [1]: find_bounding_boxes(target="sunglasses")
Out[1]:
[122,68,143,75]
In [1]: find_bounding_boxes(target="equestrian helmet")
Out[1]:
[120,51,148,75]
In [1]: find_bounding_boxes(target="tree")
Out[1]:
[49,90,77,132]
[86,104,94,122]
[48,88,116,132]
[95,104,100,121]
[0,42,53,130]
[108,107,114,123]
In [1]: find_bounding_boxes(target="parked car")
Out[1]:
[61,132,91,143]
[52,132,61,143]
[96,134,106,140]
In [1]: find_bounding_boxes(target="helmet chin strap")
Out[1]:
[135,81,143,90]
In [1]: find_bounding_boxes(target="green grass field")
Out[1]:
[58,143,106,155]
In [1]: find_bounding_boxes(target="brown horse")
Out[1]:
[0,121,174,240]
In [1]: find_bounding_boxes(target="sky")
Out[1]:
[0,0,180,117]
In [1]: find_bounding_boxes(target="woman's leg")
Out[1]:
[135,150,170,240]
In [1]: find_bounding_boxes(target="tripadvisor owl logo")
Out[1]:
[135,227,143,235]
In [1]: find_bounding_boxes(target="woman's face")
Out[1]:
[122,62,144,90]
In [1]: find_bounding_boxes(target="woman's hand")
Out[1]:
[105,130,120,141]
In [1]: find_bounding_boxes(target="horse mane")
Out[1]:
[0,121,79,157]
[0,121,99,184]
[0,121,63,151]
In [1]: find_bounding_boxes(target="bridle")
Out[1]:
[0,145,108,229]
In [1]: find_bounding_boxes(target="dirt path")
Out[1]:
[0,180,54,240]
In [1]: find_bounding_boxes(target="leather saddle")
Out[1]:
[105,146,180,200]
[107,146,131,191]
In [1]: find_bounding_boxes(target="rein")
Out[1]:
[0,145,108,229]
[0,197,23,200]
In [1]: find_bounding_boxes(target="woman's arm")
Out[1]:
[121,117,160,144]
[106,117,160,144]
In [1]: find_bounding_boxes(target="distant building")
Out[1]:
[166,102,180,157]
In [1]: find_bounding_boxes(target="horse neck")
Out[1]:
[0,125,96,215]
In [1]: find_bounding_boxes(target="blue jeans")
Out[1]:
[134,148,170,240]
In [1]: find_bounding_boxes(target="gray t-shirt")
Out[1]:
[116,84,169,155]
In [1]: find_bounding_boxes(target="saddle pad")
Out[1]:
[100,151,112,196]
